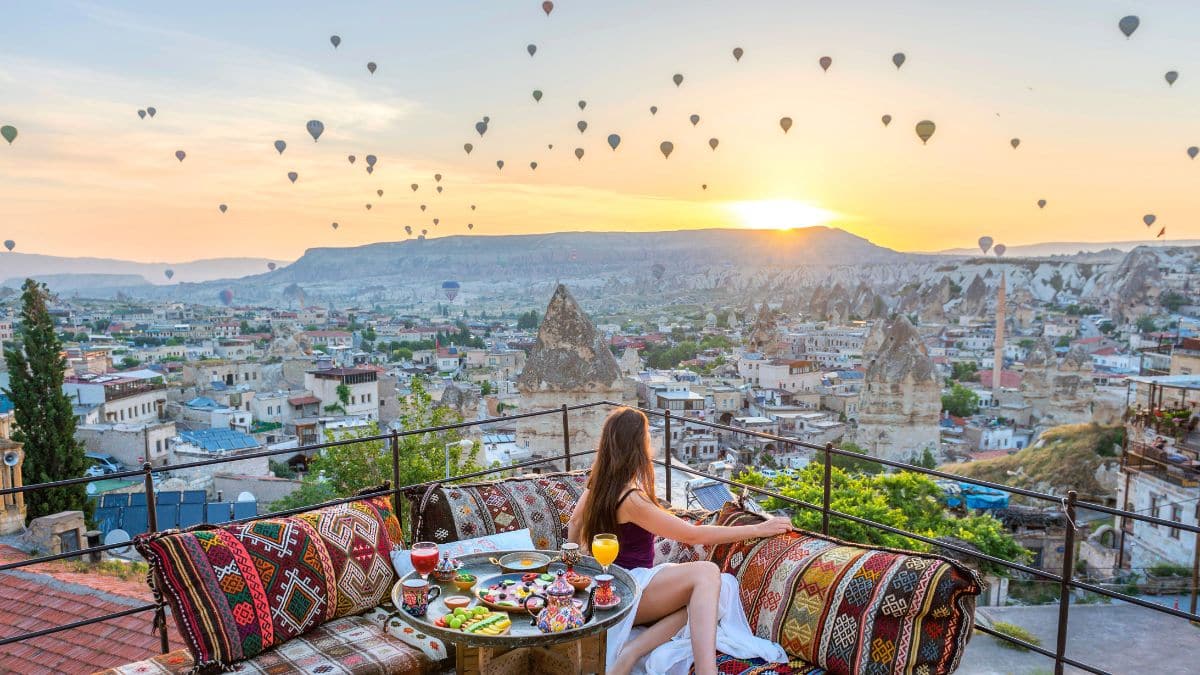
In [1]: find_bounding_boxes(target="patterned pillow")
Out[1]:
[706,503,981,675]
[403,470,588,550]
[653,507,718,565]
[135,493,402,670]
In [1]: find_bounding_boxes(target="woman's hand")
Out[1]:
[753,516,794,539]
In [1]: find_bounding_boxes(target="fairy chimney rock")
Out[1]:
[855,316,941,463]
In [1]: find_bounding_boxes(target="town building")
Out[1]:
[304,366,380,420]
[63,372,167,425]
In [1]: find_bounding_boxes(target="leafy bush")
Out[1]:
[989,621,1041,651]
[1148,562,1191,578]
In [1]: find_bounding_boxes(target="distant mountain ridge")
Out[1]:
[931,239,1199,258]
[0,252,289,285]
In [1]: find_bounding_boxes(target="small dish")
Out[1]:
[489,551,551,574]
[444,595,472,610]
[566,574,592,592]
[453,573,476,592]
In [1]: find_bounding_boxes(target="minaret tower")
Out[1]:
[992,272,1006,394]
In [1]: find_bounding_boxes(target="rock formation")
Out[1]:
[854,316,942,462]
[618,347,641,377]
[746,304,786,357]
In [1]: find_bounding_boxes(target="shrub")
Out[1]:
[989,621,1041,651]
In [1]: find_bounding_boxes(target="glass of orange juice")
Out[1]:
[592,533,619,574]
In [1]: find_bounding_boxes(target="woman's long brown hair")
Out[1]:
[578,407,659,549]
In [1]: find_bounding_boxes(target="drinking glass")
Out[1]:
[411,541,439,581]
[591,533,619,574]
[561,542,581,574]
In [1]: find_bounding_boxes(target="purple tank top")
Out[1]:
[612,489,655,570]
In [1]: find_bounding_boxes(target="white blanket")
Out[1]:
[607,564,788,675]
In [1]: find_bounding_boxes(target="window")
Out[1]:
[1149,494,1159,527]
[1170,505,1183,539]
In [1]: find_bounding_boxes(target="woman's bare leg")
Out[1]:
[609,608,687,675]
[626,561,721,675]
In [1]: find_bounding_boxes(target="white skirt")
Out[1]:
[606,563,788,675]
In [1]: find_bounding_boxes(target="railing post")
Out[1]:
[1054,490,1078,675]
[390,430,401,517]
[143,463,169,654]
[822,443,833,535]
[561,404,571,472]
[664,410,672,505]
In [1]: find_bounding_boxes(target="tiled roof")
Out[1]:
[0,545,181,672]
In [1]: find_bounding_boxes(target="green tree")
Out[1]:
[118,356,142,370]
[516,310,540,330]
[950,362,979,383]
[270,380,483,527]
[2,280,92,521]
[479,380,493,396]
[239,320,251,335]
[1134,316,1158,334]
[942,382,981,417]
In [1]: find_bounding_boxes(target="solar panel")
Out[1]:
[178,503,204,529]
[129,492,147,507]
[157,491,182,505]
[101,494,129,509]
[182,490,207,504]
[94,507,121,534]
[122,506,149,535]
[232,501,257,521]
[690,482,735,510]
[155,504,179,530]
[206,502,233,524]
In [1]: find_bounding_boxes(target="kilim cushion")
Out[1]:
[402,470,589,550]
[135,493,403,671]
[705,502,981,675]
[654,506,719,565]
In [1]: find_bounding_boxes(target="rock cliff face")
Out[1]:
[516,284,630,463]
[855,317,942,462]
[745,304,786,357]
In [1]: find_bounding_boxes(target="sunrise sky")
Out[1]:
[1,0,1197,262]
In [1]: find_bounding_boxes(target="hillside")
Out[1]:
[0,252,288,285]
[943,424,1125,504]
[1,274,151,294]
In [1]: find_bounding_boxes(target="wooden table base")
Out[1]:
[455,632,607,675]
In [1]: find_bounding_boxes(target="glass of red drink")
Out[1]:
[411,541,439,580]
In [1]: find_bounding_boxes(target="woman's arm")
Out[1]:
[567,488,589,545]
[622,491,792,547]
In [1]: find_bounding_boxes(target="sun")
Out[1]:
[726,199,837,231]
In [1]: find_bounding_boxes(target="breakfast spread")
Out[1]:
[479,573,556,609]
[433,606,512,635]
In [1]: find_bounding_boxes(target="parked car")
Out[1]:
[84,452,124,475]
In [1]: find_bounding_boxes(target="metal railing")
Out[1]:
[0,400,1196,675]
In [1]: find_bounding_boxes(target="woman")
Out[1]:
[568,407,793,675]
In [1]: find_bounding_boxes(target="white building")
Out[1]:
[304,366,380,420]
[63,372,167,425]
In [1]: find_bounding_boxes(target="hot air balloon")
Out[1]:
[1037,199,1047,209]
[709,138,719,150]
[405,225,412,235]
[274,140,286,154]
[468,223,474,230]
[348,154,356,164]
[1189,146,1199,159]
[218,289,234,306]
[146,107,156,118]
[649,106,658,115]
[819,56,832,72]
[420,204,427,211]
[607,134,621,150]
[366,166,374,174]
[892,52,906,69]
[578,100,587,110]
[421,229,427,236]
[464,143,473,155]
[733,47,744,62]
[1010,138,1020,149]
[496,160,504,170]
[779,117,792,133]
[137,109,146,119]
[377,189,384,197]
[267,262,277,271]
[475,121,487,137]
[659,141,674,159]
[881,114,892,127]
[701,184,707,190]
[367,62,377,74]
[915,120,936,144]
[652,263,665,280]
[330,35,341,48]
[436,186,443,193]
[2,240,13,252]
[366,155,377,167]
[442,280,460,301]
[1144,214,1156,227]
[530,161,538,170]
[577,120,587,133]
[527,44,537,57]
[483,116,490,124]
[175,150,186,162]
[432,218,439,225]
[542,1,553,16]
[411,183,419,191]
[164,269,174,279]
[672,73,683,87]
[287,171,298,183]
[470,204,476,210]
[689,114,700,126]
[219,204,228,213]
[331,222,339,229]
[1119,15,1139,39]
[1166,71,1179,86]
[306,120,324,141]
[434,174,442,182]
[574,147,584,160]
[548,144,554,149]
[994,244,1006,258]
[978,236,993,255]
[532,90,543,102]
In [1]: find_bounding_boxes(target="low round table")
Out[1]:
[391,550,637,675]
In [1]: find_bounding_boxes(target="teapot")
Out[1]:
[523,569,594,633]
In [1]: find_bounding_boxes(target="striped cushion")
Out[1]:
[706,503,981,675]
[135,494,402,671]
